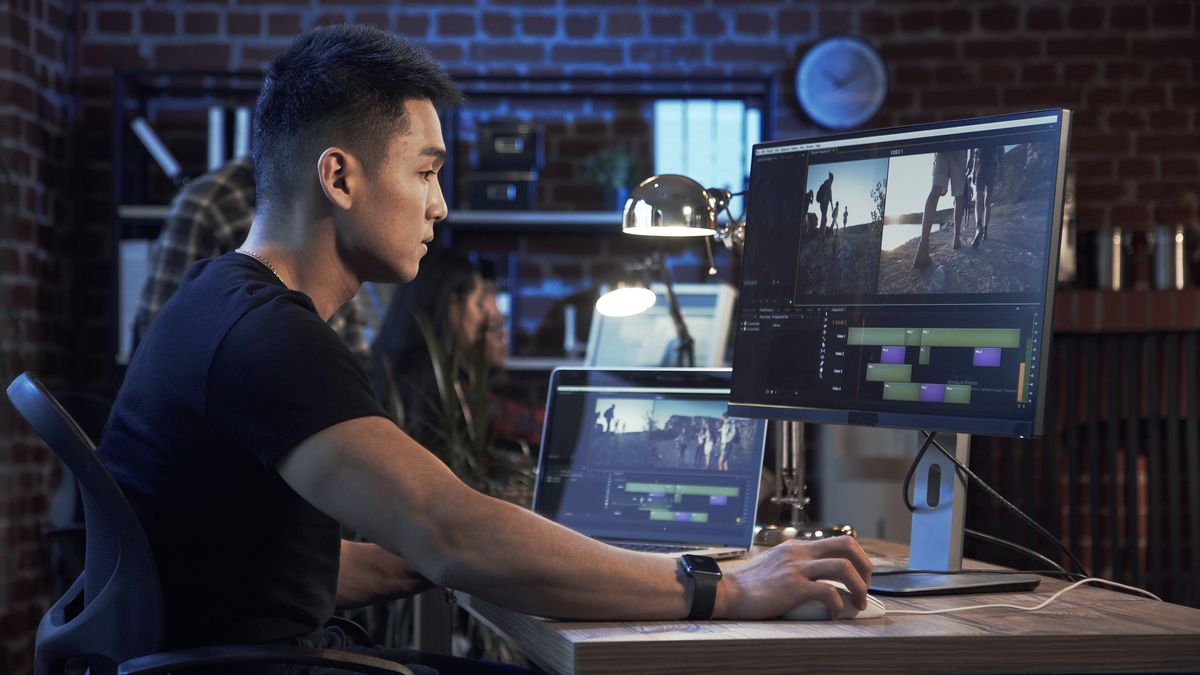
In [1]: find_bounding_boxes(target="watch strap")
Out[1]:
[679,555,719,620]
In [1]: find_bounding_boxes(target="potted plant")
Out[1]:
[582,146,641,211]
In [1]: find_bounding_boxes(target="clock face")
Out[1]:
[795,37,888,130]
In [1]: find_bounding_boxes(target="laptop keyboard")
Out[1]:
[613,542,707,554]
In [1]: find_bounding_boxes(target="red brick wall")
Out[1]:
[2,0,1197,670]
[67,0,1197,365]
[0,0,74,671]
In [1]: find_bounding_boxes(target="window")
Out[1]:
[653,99,761,219]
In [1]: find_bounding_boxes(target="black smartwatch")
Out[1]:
[678,554,722,620]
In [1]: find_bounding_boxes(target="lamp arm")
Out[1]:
[653,257,695,368]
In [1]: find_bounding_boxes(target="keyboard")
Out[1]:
[609,542,709,554]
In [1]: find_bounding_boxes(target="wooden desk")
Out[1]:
[458,541,1200,674]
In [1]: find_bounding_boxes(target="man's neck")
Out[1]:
[241,216,359,321]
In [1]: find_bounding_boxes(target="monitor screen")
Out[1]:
[586,283,737,368]
[730,109,1071,437]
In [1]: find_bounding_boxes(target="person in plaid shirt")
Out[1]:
[133,155,371,363]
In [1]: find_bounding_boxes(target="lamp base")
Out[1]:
[754,523,855,547]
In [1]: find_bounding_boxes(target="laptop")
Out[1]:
[532,368,769,560]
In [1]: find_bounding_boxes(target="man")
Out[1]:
[815,171,834,237]
[133,155,372,364]
[912,150,968,269]
[98,25,871,673]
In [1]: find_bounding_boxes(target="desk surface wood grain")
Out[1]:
[459,541,1200,674]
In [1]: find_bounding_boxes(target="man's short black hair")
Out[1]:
[253,24,463,211]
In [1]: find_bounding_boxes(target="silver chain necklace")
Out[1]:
[235,248,286,286]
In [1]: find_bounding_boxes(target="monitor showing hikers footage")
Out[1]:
[729,109,1071,437]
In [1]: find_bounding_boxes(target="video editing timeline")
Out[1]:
[851,326,1033,405]
[607,476,742,525]
[745,303,1042,417]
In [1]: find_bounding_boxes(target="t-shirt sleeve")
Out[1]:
[208,293,389,469]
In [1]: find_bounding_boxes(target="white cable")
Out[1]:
[885,578,1162,616]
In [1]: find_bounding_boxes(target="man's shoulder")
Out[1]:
[173,255,314,325]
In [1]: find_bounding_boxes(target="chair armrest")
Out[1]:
[118,645,415,675]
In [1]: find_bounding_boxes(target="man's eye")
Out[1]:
[420,170,436,181]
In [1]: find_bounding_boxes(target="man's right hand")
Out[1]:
[715,536,873,620]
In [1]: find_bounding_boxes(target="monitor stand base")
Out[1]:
[870,570,1040,596]
[754,523,855,546]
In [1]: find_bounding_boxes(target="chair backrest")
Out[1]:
[6,373,162,675]
[44,393,112,598]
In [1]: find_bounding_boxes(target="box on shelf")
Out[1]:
[478,122,543,171]
[466,171,538,210]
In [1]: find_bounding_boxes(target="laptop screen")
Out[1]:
[533,368,768,548]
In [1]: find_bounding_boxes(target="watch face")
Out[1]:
[681,554,722,577]
[796,36,888,130]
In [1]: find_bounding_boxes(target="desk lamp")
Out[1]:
[601,173,850,545]
[595,174,727,368]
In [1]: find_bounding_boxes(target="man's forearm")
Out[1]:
[283,417,871,623]
[335,539,434,609]
[286,418,693,620]
[416,490,694,620]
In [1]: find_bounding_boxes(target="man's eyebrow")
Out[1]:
[421,146,447,162]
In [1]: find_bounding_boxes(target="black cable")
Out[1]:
[964,528,1083,581]
[873,568,1085,582]
[900,431,937,512]
[918,430,1090,577]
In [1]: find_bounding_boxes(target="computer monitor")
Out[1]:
[586,283,737,368]
[729,109,1072,595]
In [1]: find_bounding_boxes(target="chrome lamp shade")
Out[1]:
[622,174,720,237]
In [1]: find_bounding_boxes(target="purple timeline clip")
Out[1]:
[708,495,728,506]
[674,512,693,522]
[919,383,946,402]
[880,346,906,364]
[973,347,1002,367]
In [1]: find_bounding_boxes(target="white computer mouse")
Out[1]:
[782,579,887,620]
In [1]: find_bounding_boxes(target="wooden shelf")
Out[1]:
[1053,288,1200,333]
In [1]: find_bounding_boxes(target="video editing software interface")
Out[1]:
[731,110,1070,437]
[533,370,767,545]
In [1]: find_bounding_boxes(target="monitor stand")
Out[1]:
[868,431,1040,596]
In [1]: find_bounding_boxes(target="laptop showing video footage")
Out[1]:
[532,368,768,559]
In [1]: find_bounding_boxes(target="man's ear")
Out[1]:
[317,147,355,210]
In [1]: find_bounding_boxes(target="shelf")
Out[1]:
[1053,288,1200,333]
[444,210,623,233]
[506,356,586,371]
[118,204,170,221]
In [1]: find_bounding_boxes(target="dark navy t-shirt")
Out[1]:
[98,253,387,648]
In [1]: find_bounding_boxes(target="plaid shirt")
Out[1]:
[133,157,370,359]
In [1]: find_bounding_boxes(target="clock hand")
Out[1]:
[822,67,847,89]
[843,68,869,86]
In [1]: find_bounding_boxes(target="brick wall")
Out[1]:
[2,0,1197,670]
[0,0,75,672]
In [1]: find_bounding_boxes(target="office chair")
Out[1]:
[6,373,413,675]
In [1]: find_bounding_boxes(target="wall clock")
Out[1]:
[795,36,888,130]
